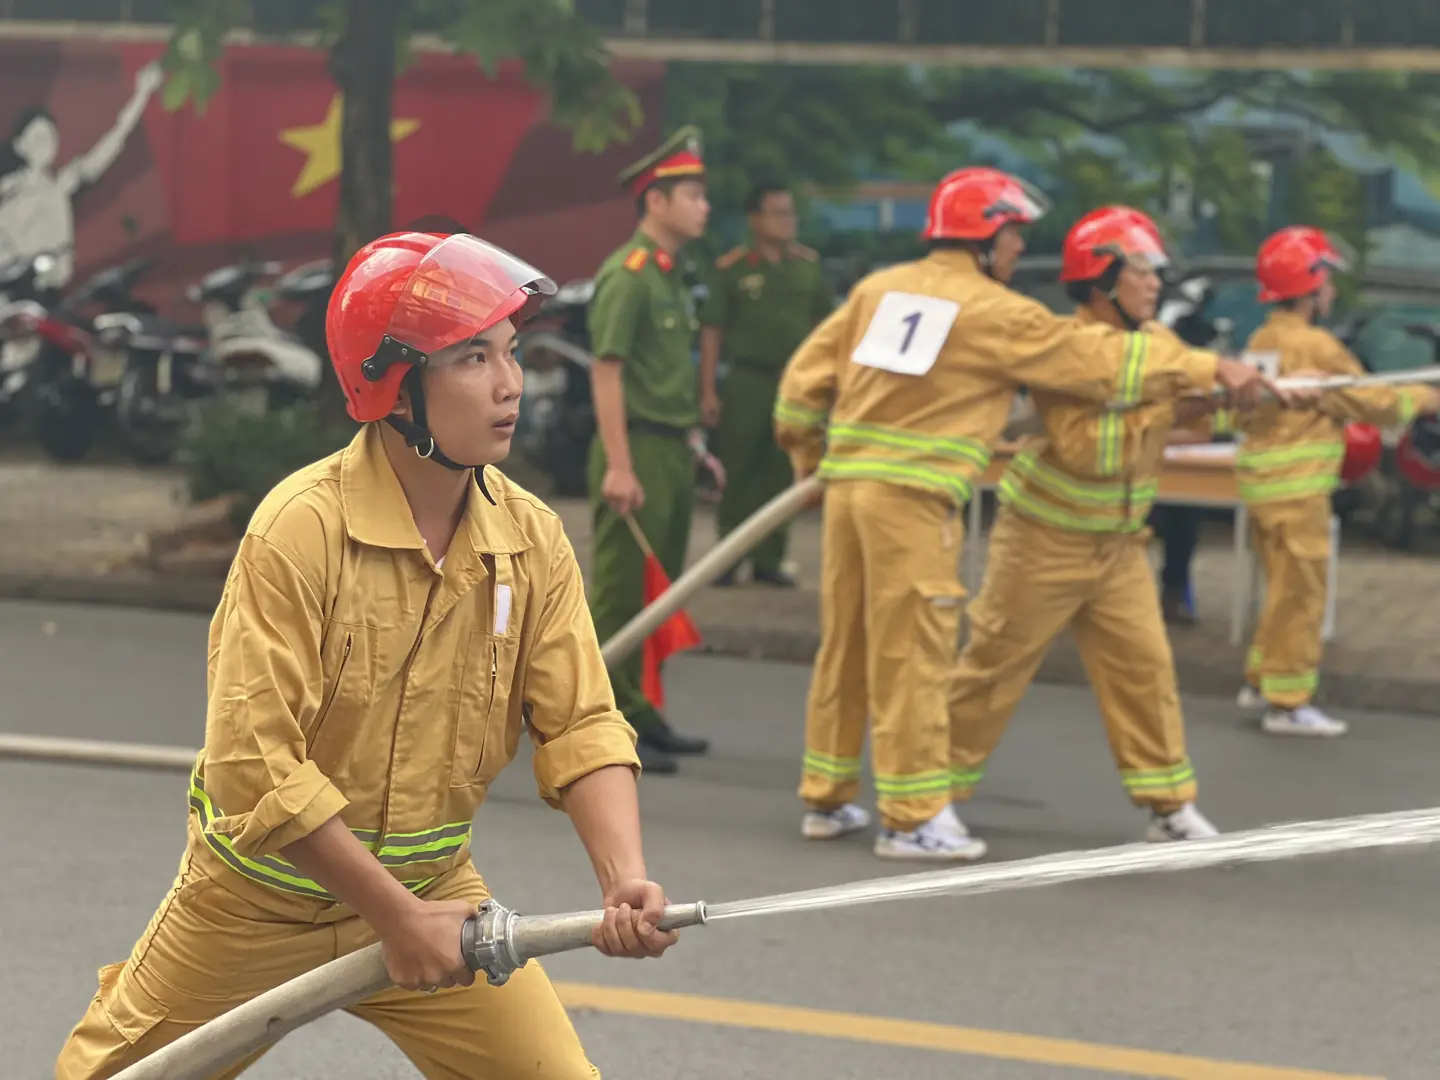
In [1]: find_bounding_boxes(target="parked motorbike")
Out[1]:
[515,277,597,497]
[0,251,66,429]
[1368,322,1440,549]
[187,258,325,414]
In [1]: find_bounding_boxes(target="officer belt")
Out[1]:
[627,418,690,440]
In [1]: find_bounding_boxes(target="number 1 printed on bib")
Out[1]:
[1241,350,1281,380]
[851,292,960,377]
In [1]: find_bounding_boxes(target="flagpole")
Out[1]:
[621,512,658,560]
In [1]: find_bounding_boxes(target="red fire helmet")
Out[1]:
[1060,206,1171,282]
[1256,226,1354,304]
[325,231,556,423]
[1339,422,1383,484]
[922,167,1051,242]
[1397,418,1440,491]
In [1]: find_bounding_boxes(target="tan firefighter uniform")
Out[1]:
[949,308,1209,815]
[774,248,1221,833]
[55,425,641,1080]
[1236,310,1439,709]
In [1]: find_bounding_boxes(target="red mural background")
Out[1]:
[0,34,668,312]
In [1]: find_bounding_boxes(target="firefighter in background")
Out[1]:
[699,181,834,587]
[948,206,1235,845]
[1235,226,1440,737]
[774,170,1279,862]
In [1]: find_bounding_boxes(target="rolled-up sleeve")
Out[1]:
[201,532,348,858]
[523,523,641,807]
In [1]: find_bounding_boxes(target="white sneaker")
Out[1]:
[874,805,988,861]
[1262,705,1348,738]
[1236,685,1265,713]
[802,803,871,840]
[1146,802,1220,842]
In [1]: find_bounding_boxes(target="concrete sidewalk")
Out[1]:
[3,457,1439,715]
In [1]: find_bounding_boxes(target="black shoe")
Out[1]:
[713,567,739,588]
[639,718,710,756]
[751,568,798,588]
[636,742,679,775]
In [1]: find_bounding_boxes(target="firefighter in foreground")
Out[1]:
[774,169,1283,862]
[55,232,677,1080]
[1234,226,1440,737]
[947,207,1246,846]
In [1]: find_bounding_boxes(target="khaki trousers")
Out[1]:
[948,508,1196,813]
[54,853,598,1080]
[799,480,966,832]
[1244,496,1331,709]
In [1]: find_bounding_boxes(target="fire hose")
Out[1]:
[8,363,1440,1077]
[109,805,1440,1080]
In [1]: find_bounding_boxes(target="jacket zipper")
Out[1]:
[376,588,437,858]
[307,632,352,752]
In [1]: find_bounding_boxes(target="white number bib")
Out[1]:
[851,291,960,377]
[1241,349,1280,379]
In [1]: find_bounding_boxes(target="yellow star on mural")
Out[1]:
[278,94,421,198]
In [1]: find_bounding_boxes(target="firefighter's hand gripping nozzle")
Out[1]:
[461,898,711,986]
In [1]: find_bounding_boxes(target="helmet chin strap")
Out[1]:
[386,368,482,473]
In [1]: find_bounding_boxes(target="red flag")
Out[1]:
[639,553,703,712]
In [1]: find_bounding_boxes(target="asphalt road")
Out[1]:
[3,598,1440,1079]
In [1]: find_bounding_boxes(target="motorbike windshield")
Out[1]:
[385,235,557,360]
[1316,231,1357,273]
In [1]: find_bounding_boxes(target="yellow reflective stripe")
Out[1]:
[1261,671,1319,695]
[1008,450,1157,507]
[774,398,828,428]
[1398,390,1418,425]
[803,750,863,780]
[1239,474,1339,503]
[1119,759,1197,792]
[826,421,992,469]
[998,474,1149,533]
[1115,332,1148,406]
[874,770,953,797]
[1213,409,1234,435]
[189,767,462,898]
[1236,442,1344,470]
[818,457,974,504]
[1247,647,1263,670]
[950,764,986,789]
[1097,333,1145,475]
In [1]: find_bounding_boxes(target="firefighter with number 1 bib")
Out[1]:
[774,168,1281,862]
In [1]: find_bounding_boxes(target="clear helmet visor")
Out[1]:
[384,234,557,359]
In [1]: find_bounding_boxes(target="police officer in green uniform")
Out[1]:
[699,181,835,586]
[586,125,723,775]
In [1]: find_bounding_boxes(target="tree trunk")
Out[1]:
[319,0,399,425]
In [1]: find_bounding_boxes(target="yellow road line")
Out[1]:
[555,982,1380,1080]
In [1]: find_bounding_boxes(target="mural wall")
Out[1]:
[0,35,667,312]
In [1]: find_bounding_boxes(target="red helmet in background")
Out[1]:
[1060,206,1171,282]
[1256,226,1354,303]
[1339,423,1383,484]
[922,167,1051,242]
[1397,417,1440,491]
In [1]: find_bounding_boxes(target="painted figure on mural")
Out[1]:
[0,62,163,291]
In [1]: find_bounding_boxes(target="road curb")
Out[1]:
[6,572,1437,718]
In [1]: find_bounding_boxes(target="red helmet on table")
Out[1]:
[1256,227,1354,303]
[1060,206,1171,282]
[326,231,555,469]
[922,167,1051,242]
[1339,422,1383,484]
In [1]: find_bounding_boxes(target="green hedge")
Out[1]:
[179,399,355,529]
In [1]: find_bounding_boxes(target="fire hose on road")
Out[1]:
[108,806,1440,1080]
[8,365,1440,1077]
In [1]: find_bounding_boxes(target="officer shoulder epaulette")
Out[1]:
[623,248,649,272]
[788,242,820,262]
[714,246,749,271]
